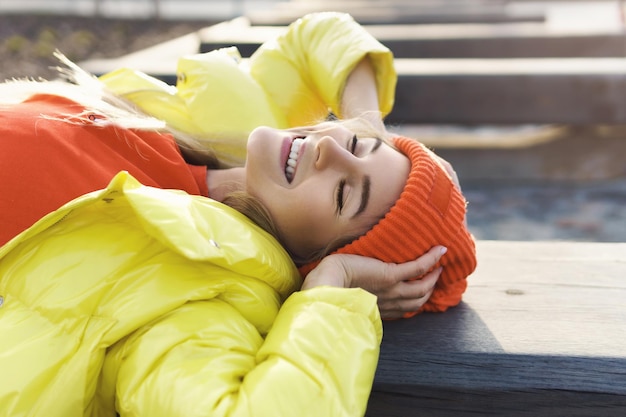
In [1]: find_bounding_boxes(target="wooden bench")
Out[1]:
[367,240,626,416]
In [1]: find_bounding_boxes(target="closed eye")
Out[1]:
[336,179,346,214]
[349,135,358,154]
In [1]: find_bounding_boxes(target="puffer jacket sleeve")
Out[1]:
[0,171,382,416]
[249,12,396,127]
[105,287,382,417]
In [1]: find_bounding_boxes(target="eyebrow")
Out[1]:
[351,138,383,219]
[372,137,383,153]
[350,138,382,218]
[352,175,371,218]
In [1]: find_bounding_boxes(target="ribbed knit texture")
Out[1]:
[299,137,477,317]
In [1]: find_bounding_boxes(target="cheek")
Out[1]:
[273,198,322,237]
[245,128,283,187]
[270,195,334,256]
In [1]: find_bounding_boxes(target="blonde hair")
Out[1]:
[2,53,390,264]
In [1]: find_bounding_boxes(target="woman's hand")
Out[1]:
[301,246,447,319]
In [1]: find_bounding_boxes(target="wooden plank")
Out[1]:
[389,58,626,124]
[368,240,626,416]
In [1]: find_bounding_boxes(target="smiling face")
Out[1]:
[245,122,410,261]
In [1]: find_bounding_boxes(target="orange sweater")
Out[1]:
[0,94,208,246]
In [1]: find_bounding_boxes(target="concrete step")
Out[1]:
[246,0,546,25]
[389,57,626,125]
[198,18,626,58]
[399,124,626,183]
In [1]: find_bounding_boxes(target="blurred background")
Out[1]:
[1,0,625,242]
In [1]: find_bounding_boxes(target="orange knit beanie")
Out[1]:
[299,136,477,317]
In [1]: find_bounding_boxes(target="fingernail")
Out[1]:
[439,246,448,256]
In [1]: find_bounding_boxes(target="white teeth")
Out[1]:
[291,138,304,151]
[285,138,304,182]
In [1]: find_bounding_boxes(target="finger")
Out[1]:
[385,246,447,283]
[378,267,441,319]
[379,291,435,320]
[392,266,441,300]
[376,266,441,301]
[378,284,435,314]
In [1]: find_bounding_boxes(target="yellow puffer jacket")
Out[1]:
[99,12,396,167]
[0,172,382,416]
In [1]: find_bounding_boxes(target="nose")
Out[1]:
[314,135,356,171]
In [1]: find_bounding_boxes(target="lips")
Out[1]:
[284,137,305,183]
